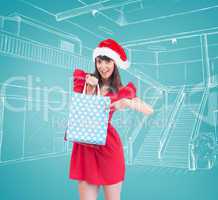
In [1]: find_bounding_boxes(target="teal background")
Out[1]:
[0,0,218,200]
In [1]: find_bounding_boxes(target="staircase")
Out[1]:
[160,104,200,168]
[133,105,174,166]
[133,104,200,169]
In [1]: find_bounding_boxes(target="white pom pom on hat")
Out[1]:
[93,38,129,69]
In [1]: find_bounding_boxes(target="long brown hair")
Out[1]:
[92,55,123,94]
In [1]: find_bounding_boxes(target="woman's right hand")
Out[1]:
[85,74,98,86]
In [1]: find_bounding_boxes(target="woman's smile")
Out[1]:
[100,70,109,77]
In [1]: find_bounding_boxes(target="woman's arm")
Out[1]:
[110,97,154,115]
[127,97,154,115]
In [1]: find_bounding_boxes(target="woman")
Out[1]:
[69,38,154,200]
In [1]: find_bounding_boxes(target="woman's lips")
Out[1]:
[101,71,109,75]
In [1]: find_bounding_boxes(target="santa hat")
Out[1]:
[93,38,129,69]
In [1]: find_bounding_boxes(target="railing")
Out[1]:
[216,141,218,155]
[0,31,92,68]
[190,87,209,142]
[158,86,186,159]
[0,96,4,162]
[188,87,209,170]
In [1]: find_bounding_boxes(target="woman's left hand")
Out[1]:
[110,98,129,110]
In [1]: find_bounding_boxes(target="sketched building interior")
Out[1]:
[0,0,217,172]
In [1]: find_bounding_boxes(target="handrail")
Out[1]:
[0,96,5,162]
[190,87,209,142]
[216,142,218,155]
[158,86,186,159]
[188,87,209,170]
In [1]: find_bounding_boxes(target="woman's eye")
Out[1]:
[105,60,112,65]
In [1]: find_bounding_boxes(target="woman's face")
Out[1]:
[96,57,115,80]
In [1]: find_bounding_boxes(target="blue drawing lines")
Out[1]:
[0,1,217,173]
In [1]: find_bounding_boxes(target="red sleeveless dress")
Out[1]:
[69,68,137,185]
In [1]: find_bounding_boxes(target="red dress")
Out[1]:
[69,68,137,185]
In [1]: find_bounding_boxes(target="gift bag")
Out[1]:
[65,81,111,145]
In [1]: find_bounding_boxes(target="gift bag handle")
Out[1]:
[82,81,111,112]
[82,81,100,96]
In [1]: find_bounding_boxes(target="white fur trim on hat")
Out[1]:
[93,47,129,69]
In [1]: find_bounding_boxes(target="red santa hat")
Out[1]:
[93,38,129,69]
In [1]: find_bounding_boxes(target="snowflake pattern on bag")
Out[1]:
[66,92,111,145]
